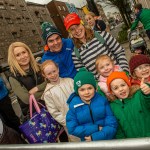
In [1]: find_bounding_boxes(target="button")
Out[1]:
[122,106,124,109]
[139,110,142,113]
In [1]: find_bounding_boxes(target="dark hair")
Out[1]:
[94,20,106,31]
[134,3,142,10]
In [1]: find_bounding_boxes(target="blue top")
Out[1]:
[66,92,118,141]
[41,38,76,79]
[0,78,8,100]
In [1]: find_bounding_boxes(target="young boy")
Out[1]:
[107,71,150,138]
[66,68,117,141]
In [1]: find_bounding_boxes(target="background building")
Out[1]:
[0,0,53,64]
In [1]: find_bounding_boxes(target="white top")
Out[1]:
[42,77,74,126]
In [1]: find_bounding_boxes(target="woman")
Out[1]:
[8,42,46,123]
[64,13,129,78]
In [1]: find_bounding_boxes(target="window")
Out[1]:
[0,5,5,9]
[10,6,16,10]
[5,17,13,24]
[11,31,17,38]
[32,30,36,35]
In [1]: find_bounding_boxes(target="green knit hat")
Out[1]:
[74,68,96,94]
[41,22,61,44]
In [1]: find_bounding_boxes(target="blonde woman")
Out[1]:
[8,42,46,123]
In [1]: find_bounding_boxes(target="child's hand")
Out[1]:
[84,136,91,142]
[29,87,38,95]
[140,78,150,95]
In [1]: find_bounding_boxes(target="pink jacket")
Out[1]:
[98,65,122,95]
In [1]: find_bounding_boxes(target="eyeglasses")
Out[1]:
[134,64,150,72]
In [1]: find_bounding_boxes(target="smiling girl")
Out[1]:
[107,71,150,139]
[41,60,80,142]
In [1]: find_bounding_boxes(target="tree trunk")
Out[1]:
[119,8,130,28]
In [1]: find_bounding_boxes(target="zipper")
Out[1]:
[89,104,94,123]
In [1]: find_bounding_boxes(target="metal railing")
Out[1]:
[0,138,150,150]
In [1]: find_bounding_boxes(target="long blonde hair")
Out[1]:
[8,42,40,76]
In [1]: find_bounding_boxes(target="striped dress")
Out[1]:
[72,31,129,78]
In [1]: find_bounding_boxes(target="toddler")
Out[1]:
[95,55,122,100]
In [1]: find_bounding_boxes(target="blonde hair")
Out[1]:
[72,27,94,48]
[8,42,40,76]
[95,55,114,71]
[85,12,96,19]
[41,60,58,77]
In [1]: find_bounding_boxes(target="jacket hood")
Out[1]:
[67,92,77,104]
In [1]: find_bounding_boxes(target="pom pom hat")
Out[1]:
[107,71,131,92]
[41,22,61,44]
[64,13,82,30]
[74,68,96,94]
[129,54,150,75]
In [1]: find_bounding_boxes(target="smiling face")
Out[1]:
[78,84,95,104]
[47,34,63,53]
[13,46,30,70]
[43,63,59,84]
[133,64,150,80]
[85,14,95,28]
[97,58,114,77]
[69,24,86,41]
[110,79,129,99]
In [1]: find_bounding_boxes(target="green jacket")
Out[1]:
[131,8,150,31]
[110,89,150,139]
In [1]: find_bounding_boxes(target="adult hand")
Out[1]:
[29,87,38,94]
[84,136,91,142]
[140,78,150,95]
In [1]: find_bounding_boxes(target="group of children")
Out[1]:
[40,53,150,142]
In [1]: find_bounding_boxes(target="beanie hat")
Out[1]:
[41,22,61,44]
[94,20,106,31]
[129,54,150,75]
[64,13,81,30]
[107,71,131,92]
[74,68,96,94]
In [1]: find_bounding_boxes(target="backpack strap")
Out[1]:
[74,31,107,60]
[94,31,105,44]
[74,46,81,60]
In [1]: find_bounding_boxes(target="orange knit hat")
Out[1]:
[107,71,131,92]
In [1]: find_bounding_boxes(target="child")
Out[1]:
[66,68,117,141]
[107,71,150,139]
[41,60,80,142]
[129,54,150,86]
[95,55,122,100]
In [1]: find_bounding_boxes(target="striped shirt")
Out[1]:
[72,31,129,78]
